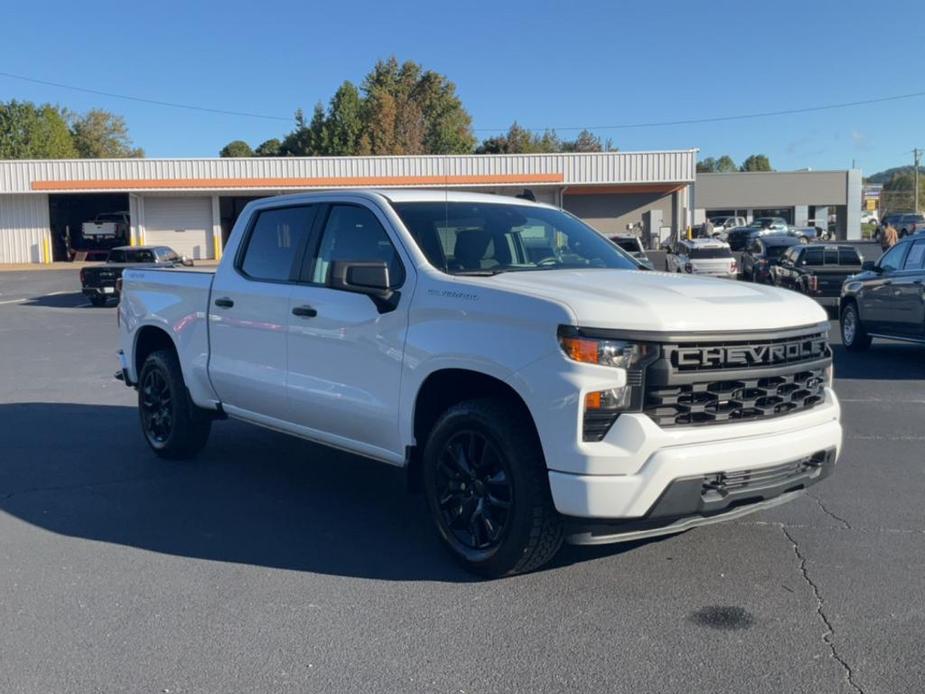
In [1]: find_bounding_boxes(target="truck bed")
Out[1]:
[119,267,217,406]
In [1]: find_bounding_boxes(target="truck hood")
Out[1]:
[486,269,828,332]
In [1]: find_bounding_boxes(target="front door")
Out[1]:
[286,203,411,463]
[208,204,318,421]
[891,239,925,337]
[859,243,909,332]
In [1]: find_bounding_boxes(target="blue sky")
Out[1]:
[1,0,922,175]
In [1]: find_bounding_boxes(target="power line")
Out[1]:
[472,91,925,132]
[0,70,291,122]
[2,69,925,133]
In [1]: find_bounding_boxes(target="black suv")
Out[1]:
[840,236,925,350]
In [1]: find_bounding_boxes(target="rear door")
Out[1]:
[285,202,412,463]
[208,204,318,421]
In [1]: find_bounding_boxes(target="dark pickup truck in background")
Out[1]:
[771,244,864,308]
[80,245,191,306]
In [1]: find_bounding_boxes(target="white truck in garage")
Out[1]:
[117,190,842,577]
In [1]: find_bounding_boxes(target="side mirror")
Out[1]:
[181,256,194,267]
[861,260,877,272]
[329,260,398,311]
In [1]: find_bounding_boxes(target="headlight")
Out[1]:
[558,335,654,369]
[558,332,658,441]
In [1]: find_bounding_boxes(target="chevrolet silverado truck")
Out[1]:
[117,190,842,577]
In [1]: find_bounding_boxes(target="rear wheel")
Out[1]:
[840,302,871,351]
[422,399,563,578]
[138,349,212,459]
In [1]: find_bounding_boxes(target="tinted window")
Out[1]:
[392,202,637,274]
[802,247,824,265]
[689,247,732,259]
[823,247,839,265]
[904,241,925,270]
[838,248,861,265]
[879,243,910,272]
[241,206,316,281]
[613,238,642,253]
[107,250,126,263]
[312,205,404,288]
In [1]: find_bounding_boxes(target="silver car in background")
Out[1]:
[664,238,738,278]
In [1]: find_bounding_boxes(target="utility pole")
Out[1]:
[915,148,921,213]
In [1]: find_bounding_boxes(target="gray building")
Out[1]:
[694,170,862,239]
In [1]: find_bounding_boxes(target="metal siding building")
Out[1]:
[695,170,862,238]
[0,151,697,263]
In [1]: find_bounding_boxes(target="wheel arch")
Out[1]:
[133,325,178,379]
[406,368,541,492]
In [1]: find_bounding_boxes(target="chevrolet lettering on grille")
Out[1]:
[674,338,828,369]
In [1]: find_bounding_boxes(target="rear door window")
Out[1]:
[803,247,824,265]
[240,205,317,282]
[838,248,861,265]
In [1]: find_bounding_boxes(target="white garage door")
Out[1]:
[144,197,212,259]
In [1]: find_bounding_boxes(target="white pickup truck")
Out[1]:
[117,190,842,577]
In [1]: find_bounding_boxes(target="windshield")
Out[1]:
[612,238,643,253]
[689,247,732,259]
[765,245,793,259]
[391,201,639,274]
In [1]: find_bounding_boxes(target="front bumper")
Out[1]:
[547,394,841,520]
[564,449,834,545]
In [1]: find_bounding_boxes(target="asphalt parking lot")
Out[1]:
[1,270,923,694]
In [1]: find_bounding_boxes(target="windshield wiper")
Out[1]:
[451,269,509,276]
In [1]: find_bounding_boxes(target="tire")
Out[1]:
[840,302,871,352]
[138,349,212,459]
[422,399,564,578]
[89,295,108,307]
[799,236,809,244]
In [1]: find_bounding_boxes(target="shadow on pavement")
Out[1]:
[0,402,644,582]
[832,342,925,381]
[20,292,103,309]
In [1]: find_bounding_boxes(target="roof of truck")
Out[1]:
[257,188,557,209]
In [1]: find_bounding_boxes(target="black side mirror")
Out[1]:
[329,260,398,312]
[861,260,877,272]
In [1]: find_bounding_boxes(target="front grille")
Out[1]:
[644,328,830,428]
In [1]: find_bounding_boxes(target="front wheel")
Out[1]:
[841,302,871,351]
[138,349,212,459]
[799,236,809,244]
[422,399,563,578]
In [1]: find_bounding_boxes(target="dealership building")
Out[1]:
[0,151,861,264]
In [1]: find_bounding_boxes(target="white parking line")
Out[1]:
[0,298,25,305]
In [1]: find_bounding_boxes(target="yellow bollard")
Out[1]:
[213,234,222,261]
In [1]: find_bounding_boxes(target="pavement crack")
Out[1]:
[781,525,863,694]
[809,495,852,529]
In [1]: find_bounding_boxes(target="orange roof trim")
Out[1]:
[31,173,564,192]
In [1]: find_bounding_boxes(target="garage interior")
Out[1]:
[48,193,129,261]
[220,196,268,245]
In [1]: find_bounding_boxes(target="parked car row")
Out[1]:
[876,212,925,238]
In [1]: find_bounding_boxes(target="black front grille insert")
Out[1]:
[702,450,828,499]
[644,329,830,428]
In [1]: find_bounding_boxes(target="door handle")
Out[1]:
[291,305,318,318]
[214,297,234,308]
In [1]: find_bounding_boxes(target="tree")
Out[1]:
[280,109,313,156]
[740,154,773,172]
[219,140,254,157]
[69,109,144,158]
[325,82,364,156]
[0,100,78,159]
[562,129,603,153]
[475,122,561,154]
[697,154,737,173]
[254,138,282,157]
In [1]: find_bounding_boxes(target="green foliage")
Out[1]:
[254,138,282,157]
[69,109,144,158]
[0,100,78,159]
[476,124,610,155]
[325,82,364,156]
[219,140,255,157]
[740,154,772,172]
[697,155,739,173]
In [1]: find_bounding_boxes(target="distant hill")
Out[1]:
[866,166,924,184]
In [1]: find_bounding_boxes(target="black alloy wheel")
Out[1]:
[137,349,211,459]
[434,430,513,551]
[140,368,173,446]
